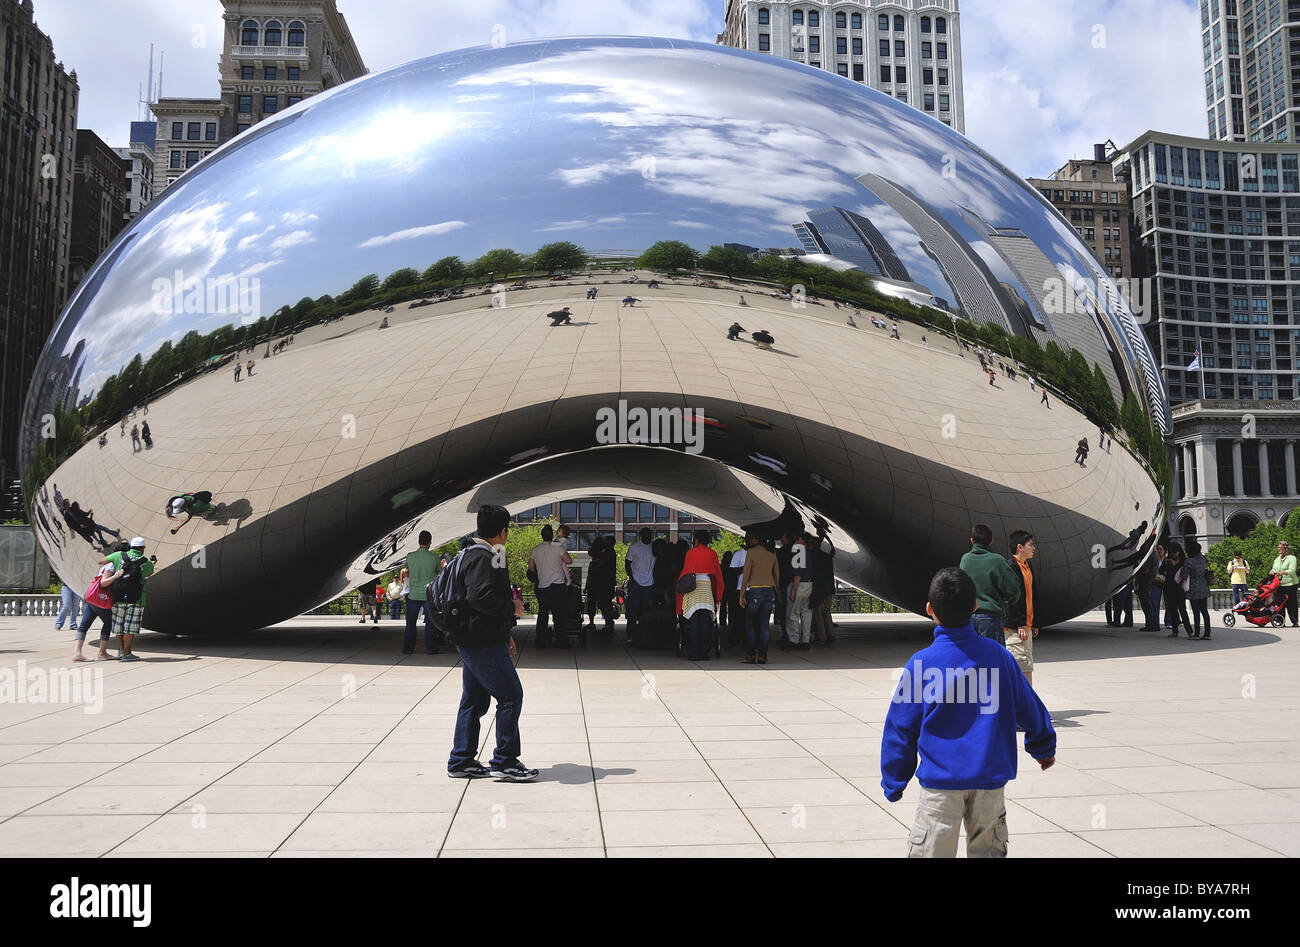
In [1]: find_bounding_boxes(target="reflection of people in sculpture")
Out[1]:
[379,316,390,329]
[141,421,153,449]
[622,296,639,307]
[727,322,746,340]
[64,501,120,548]
[546,307,572,325]
[167,491,214,533]
[738,295,748,306]
[1107,522,1148,555]
[234,361,242,382]
[130,424,142,452]
[1075,438,1089,467]
[752,330,775,350]
[246,359,256,376]
[1109,530,1156,572]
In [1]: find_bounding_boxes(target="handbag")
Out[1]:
[675,573,697,594]
[85,574,112,610]
[1175,566,1190,594]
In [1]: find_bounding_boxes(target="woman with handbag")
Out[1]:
[1161,542,1193,639]
[675,530,724,661]
[73,563,116,661]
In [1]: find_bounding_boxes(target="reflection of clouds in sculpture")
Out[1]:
[355,220,468,248]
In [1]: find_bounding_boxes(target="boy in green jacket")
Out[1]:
[958,524,1021,642]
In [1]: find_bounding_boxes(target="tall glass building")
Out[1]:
[1202,0,1299,143]
[1118,131,1300,404]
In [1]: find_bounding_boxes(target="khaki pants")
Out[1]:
[907,786,1008,858]
[1004,627,1033,675]
[786,582,813,643]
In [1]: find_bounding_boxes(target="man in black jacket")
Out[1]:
[446,504,537,782]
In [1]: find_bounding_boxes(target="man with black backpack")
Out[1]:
[439,504,537,782]
[101,537,155,662]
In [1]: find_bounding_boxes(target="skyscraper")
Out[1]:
[70,130,129,288]
[792,206,912,281]
[718,1,965,132]
[152,1,367,195]
[0,0,78,493]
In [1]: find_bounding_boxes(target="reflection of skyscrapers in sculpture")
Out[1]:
[792,207,912,282]
[857,173,1015,332]
[957,204,1158,416]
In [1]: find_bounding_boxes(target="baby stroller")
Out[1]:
[1222,574,1289,628]
[676,606,722,659]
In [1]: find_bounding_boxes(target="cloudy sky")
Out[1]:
[38,0,1205,178]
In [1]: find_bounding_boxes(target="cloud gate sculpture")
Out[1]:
[21,38,1170,634]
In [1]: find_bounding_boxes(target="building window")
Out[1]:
[897,89,908,103]
[895,15,905,31]
[937,16,947,33]
[837,62,848,76]
[171,121,183,140]
[808,11,819,27]
[264,66,277,80]
[922,15,932,33]
[287,95,302,106]
[895,65,906,83]
[238,95,253,113]
[837,37,847,54]
[169,150,182,169]
[264,20,282,46]
[793,10,803,25]
[205,122,217,141]
[241,19,259,46]
[187,121,201,140]
[938,42,948,59]
[758,33,770,51]
[288,21,305,47]
[940,93,950,111]
[895,39,906,57]
[852,37,862,55]
[263,95,278,113]
[835,11,846,28]
[939,68,949,85]
[810,35,820,53]
[853,63,864,81]
[851,12,861,29]
[923,41,932,58]
[878,13,889,30]
[925,93,935,111]
[924,67,934,84]
[236,123,251,134]
[758,8,769,25]
[241,65,254,80]
[880,38,890,57]
[287,66,301,81]
[186,150,201,168]
[880,64,891,83]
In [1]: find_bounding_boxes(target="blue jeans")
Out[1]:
[1232,584,1248,605]
[56,585,79,629]
[745,587,775,656]
[971,611,1004,642]
[625,580,653,625]
[404,598,435,652]
[76,602,112,642]
[687,608,713,659]
[389,598,403,620]
[449,643,524,770]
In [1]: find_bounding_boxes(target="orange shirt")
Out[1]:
[1014,557,1034,628]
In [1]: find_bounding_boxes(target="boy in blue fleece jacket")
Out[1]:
[881,567,1057,857]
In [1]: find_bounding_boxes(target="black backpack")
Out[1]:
[110,552,148,604]
[426,545,491,641]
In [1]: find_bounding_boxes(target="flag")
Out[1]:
[1186,348,1201,372]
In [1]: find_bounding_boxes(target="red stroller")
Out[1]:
[1222,574,1289,628]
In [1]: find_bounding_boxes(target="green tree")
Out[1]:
[340,274,380,304]
[1090,363,1119,429]
[381,267,420,292]
[638,240,698,272]
[423,256,466,283]
[530,241,587,275]
[1208,516,1300,587]
[470,248,526,279]
[699,245,754,278]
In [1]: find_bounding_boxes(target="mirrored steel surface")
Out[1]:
[22,38,1168,633]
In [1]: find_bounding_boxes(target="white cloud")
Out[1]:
[269,229,315,252]
[355,220,469,248]
[668,219,712,229]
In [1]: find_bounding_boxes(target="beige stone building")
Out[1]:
[1028,145,1132,282]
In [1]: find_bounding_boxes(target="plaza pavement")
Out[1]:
[1,611,1297,858]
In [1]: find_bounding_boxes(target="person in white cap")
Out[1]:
[99,537,156,662]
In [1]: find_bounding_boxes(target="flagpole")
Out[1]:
[1200,347,1206,400]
